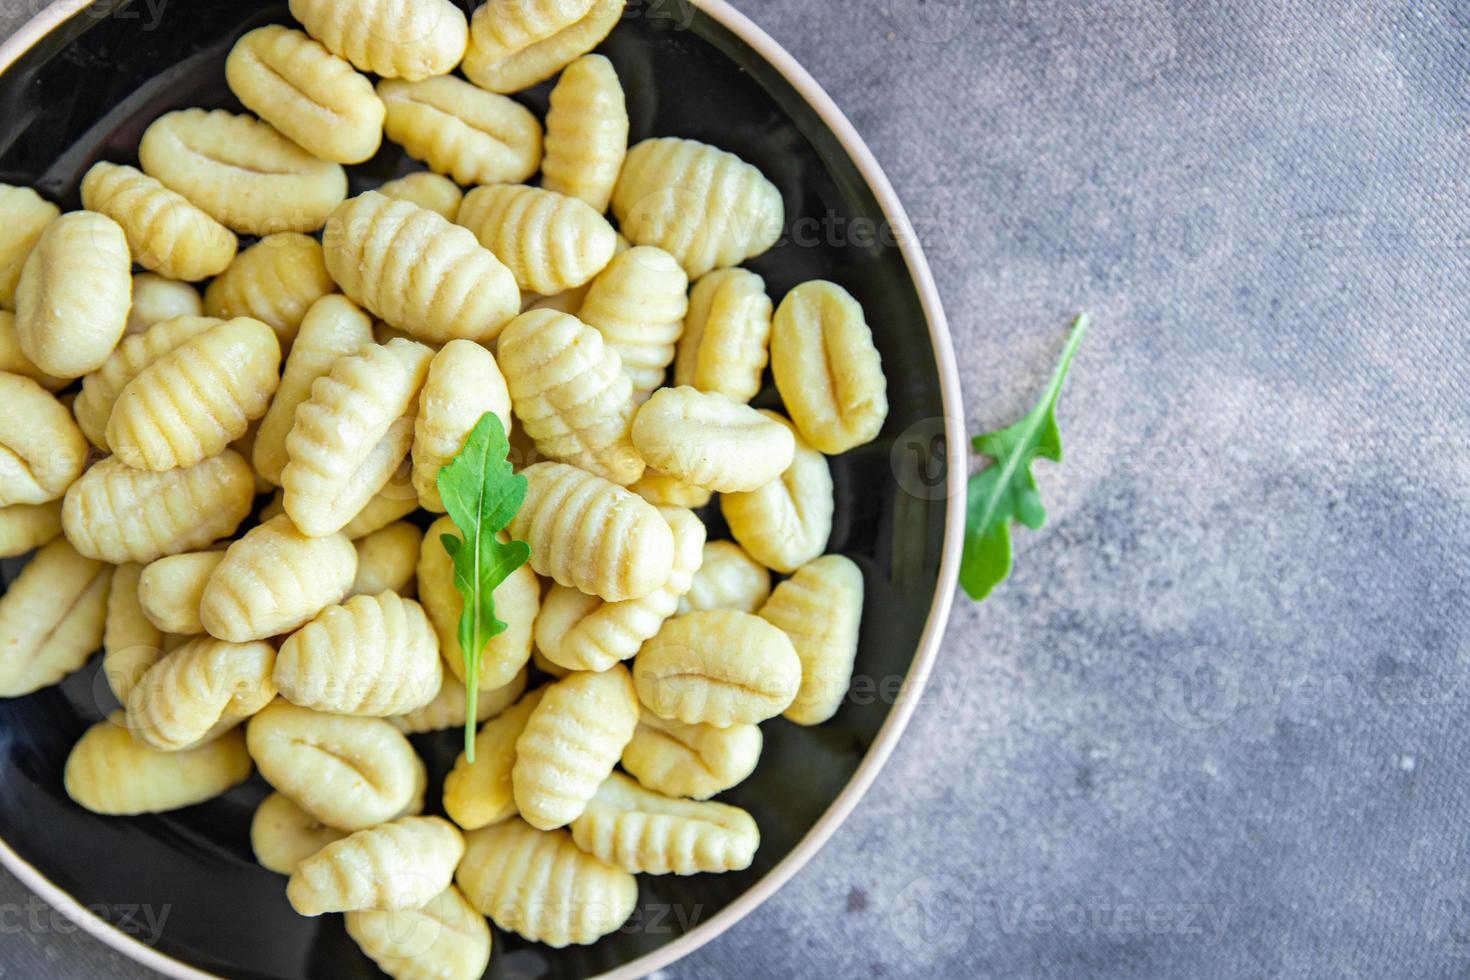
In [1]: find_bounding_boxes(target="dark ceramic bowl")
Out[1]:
[0,1,964,976]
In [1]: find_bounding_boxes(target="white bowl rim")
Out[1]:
[0,1,968,978]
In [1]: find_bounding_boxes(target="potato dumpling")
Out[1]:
[631,386,795,493]
[570,772,759,875]
[287,815,464,915]
[65,714,251,816]
[14,210,131,378]
[633,610,801,727]
[0,538,111,697]
[346,885,491,980]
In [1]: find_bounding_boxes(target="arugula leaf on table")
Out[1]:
[961,313,1089,601]
[436,411,530,761]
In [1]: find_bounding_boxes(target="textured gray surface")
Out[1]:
[3,0,1469,978]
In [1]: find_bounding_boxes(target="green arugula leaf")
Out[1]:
[961,313,1089,600]
[436,412,530,761]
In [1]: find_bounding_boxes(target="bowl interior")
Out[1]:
[0,3,951,977]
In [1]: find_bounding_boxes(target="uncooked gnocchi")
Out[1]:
[102,562,166,705]
[289,0,468,80]
[771,280,889,453]
[0,538,110,697]
[534,506,704,673]
[462,0,626,94]
[80,162,236,281]
[62,451,255,564]
[323,192,520,344]
[200,514,357,641]
[512,664,640,830]
[65,715,251,816]
[379,76,542,186]
[126,636,276,751]
[350,520,422,598]
[577,246,688,399]
[442,685,545,831]
[138,550,225,635]
[679,540,772,615]
[0,500,62,558]
[621,711,762,801]
[674,267,773,402]
[612,137,784,278]
[288,815,464,915]
[226,25,385,164]
[570,772,759,875]
[457,184,615,296]
[282,337,434,537]
[247,700,421,831]
[125,274,203,336]
[0,310,65,391]
[377,170,463,220]
[631,386,795,493]
[392,667,525,736]
[630,470,712,509]
[720,410,834,573]
[346,885,491,980]
[759,554,864,725]
[633,610,802,727]
[251,791,348,875]
[412,339,513,512]
[203,233,335,344]
[74,314,220,449]
[0,373,86,506]
[509,462,673,601]
[0,184,58,309]
[541,54,628,212]
[273,591,442,716]
[342,460,421,539]
[456,818,637,947]
[497,310,643,486]
[14,210,131,378]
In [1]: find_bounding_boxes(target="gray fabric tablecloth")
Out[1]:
[3,1,1467,977]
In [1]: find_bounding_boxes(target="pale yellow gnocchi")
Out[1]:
[541,54,628,212]
[391,667,526,736]
[456,818,637,948]
[679,540,772,615]
[102,562,167,705]
[621,711,762,801]
[14,210,132,378]
[0,500,62,558]
[633,610,801,727]
[412,339,513,512]
[379,76,542,186]
[126,273,203,336]
[346,885,492,980]
[442,685,545,831]
[126,636,277,751]
[203,232,335,345]
[289,0,468,80]
[761,554,864,725]
[631,386,795,493]
[0,184,59,309]
[80,162,237,281]
[251,791,348,875]
[629,470,712,509]
[674,267,773,403]
[771,280,889,453]
[350,520,422,598]
[200,514,358,641]
[496,310,643,486]
[0,373,87,506]
[0,538,111,697]
[322,192,520,344]
[720,411,834,573]
[0,310,65,391]
[138,550,225,635]
[288,815,464,915]
[342,460,421,539]
[226,25,385,164]
[247,700,422,831]
[456,183,615,296]
[577,246,688,399]
[377,171,463,220]
[462,0,626,94]
[65,715,252,816]
[570,772,759,875]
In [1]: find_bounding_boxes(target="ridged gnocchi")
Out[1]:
[107,316,282,471]
[253,295,374,486]
[679,540,771,614]
[138,550,225,635]
[74,314,220,450]
[288,0,468,80]
[102,562,166,705]
[577,246,688,399]
[14,210,131,378]
[512,664,640,830]
[226,26,385,164]
[288,815,464,915]
[541,54,627,212]
[203,233,335,345]
[674,268,773,402]
[65,715,251,815]
[621,711,762,801]
[534,506,704,673]
[771,280,889,453]
[323,192,520,344]
[0,310,65,391]
[630,470,712,509]
[0,373,87,506]
[462,0,626,94]
[140,109,347,235]
[248,700,422,831]
[633,610,801,726]
[0,500,62,558]
[251,791,347,875]
[346,885,492,980]
[496,311,642,485]
[342,459,421,539]
[350,520,421,598]
[274,591,442,716]
[442,686,545,830]
[200,514,357,641]
[418,516,537,691]
[80,162,236,281]
[379,77,542,186]
[412,340,513,512]
[126,274,203,336]
[126,636,276,750]
[457,184,615,296]
[509,462,674,601]
[632,386,795,493]
[457,818,637,947]
[392,667,525,736]
[0,184,58,309]
[759,553,864,725]
[62,451,255,564]
[612,137,784,278]
[377,171,463,220]
[720,411,834,573]
[282,337,434,537]
[0,538,111,696]
[570,772,759,874]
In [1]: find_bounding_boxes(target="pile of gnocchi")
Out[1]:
[0,0,891,973]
